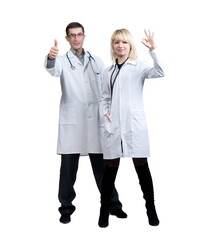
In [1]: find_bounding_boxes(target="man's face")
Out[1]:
[65,27,85,52]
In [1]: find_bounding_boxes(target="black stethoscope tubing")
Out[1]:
[110,65,120,97]
[110,58,128,97]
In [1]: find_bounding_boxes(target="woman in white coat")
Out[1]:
[98,29,165,228]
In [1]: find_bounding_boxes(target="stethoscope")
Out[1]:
[110,58,128,97]
[66,51,100,74]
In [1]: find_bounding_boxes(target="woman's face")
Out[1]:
[113,40,130,59]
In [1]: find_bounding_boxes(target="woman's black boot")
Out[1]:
[98,165,118,228]
[135,163,160,226]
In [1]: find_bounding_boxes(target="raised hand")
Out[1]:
[141,29,157,51]
[48,39,59,59]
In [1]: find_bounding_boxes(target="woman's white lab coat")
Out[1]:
[100,49,165,159]
[45,50,105,155]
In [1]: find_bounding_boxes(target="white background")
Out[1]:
[0,0,208,239]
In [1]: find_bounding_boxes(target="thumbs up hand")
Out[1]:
[48,39,59,59]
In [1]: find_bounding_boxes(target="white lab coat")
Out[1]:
[100,49,165,159]
[45,50,105,155]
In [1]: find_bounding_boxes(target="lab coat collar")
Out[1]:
[112,58,137,66]
[109,59,137,71]
[67,49,75,59]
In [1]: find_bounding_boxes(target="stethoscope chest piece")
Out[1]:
[71,66,75,70]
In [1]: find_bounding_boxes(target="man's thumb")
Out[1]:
[54,39,58,48]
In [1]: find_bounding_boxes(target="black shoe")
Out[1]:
[59,214,71,224]
[110,209,128,218]
[98,209,109,228]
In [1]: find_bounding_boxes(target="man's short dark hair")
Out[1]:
[66,22,85,35]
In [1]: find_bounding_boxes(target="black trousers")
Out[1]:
[58,153,122,215]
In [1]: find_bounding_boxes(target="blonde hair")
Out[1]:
[110,29,137,61]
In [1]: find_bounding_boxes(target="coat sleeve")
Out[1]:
[44,55,63,77]
[145,49,165,79]
[100,69,111,117]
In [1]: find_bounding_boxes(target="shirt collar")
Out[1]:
[70,48,85,65]
[71,48,85,57]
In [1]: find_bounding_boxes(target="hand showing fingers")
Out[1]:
[141,29,157,51]
[48,39,59,59]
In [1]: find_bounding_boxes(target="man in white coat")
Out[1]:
[44,22,127,224]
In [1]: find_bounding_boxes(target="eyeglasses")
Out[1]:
[67,33,84,38]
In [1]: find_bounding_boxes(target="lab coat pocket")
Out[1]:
[59,103,76,125]
[131,111,148,130]
[131,110,150,155]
